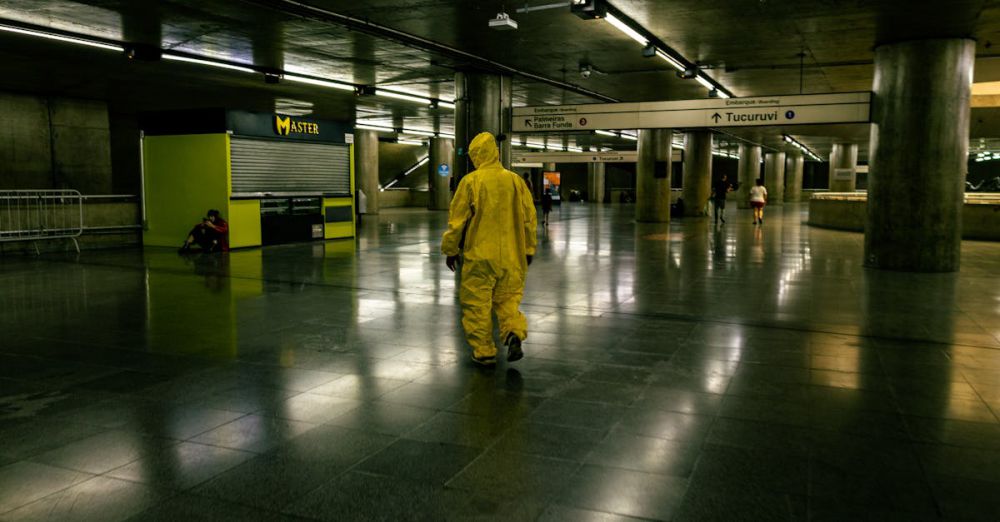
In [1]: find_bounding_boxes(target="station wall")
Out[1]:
[0,91,132,194]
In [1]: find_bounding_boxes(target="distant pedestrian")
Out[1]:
[713,175,733,224]
[542,190,554,226]
[750,178,768,224]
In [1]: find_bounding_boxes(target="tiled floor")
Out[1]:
[1,203,999,521]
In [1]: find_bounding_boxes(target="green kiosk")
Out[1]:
[141,110,356,249]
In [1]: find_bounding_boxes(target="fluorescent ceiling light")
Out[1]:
[526,142,547,149]
[376,89,432,105]
[567,146,584,152]
[438,132,456,139]
[621,132,638,141]
[595,130,617,137]
[0,24,123,51]
[398,138,426,146]
[716,90,731,99]
[655,50,685,72]
[695,75,715,90]
[163,53,254,73]
[605,13,648,46]
[404,129,436,137]
[355,123,395,132]
[437,100,456,109]
[284,73,355,91]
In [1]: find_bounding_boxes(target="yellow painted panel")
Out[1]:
[143,134,230,247]
[323,196,355,239]
[228,199,262,248]
[228,248,264,298]
[325,221,354,240]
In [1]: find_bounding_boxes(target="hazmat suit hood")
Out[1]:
[469,132,501,169]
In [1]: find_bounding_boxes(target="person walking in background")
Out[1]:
[442,132,537,367]
[713,174,733,224]
[541,189,554,226]
[750,178,768,224]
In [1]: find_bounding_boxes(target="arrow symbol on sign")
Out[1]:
[524,119,533,128]
[711,113,722,123]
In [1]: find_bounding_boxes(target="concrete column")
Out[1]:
[737,144,762,208]
[764,152,786,205]
[865,38,973,272]
[587,162,606,203]
[354,129,379,214]
[784,153,804,202]
[636,128,672,223]
[829,143,859,192]
[454,71,513,181]
[682,131,712,216]
[428,137,454,210]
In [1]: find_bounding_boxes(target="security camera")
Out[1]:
[579,64,593,79]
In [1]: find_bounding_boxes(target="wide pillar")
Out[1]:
[587,162,606,203]
[784,153,804,202]
[829,143,859,192]
[682,131,712,216]
[428,137,454,210]
[737,144,762,208]
[865,38,973,272]
[355,129,379,214]
[764,152,786,205]
[454,71,513,181]
[635,128,672,223]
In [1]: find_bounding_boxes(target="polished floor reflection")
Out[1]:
[2,203,1000,521]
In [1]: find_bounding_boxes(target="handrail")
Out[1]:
[0,190,84,254]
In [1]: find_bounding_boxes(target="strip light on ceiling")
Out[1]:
[162,53,255,74]
[397,138,426,146]
[355,123,396,132]
[605,13,648,46]
[0,23,123,51]
[437,100,456,109]
[593,7,733,98]
[595,130,618,137]
[284,73,356,91]
[404,129,436,137]
[783,135,822,162]
[376,88,432,105]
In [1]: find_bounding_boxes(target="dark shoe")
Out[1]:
[471,354,497,367]
[506,334,524,363]
[720,218,726,224]
[178,243,190,253]
[752,219,757,224]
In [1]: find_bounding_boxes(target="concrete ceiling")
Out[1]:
[3,0,1000,161]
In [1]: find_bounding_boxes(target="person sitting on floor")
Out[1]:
[180,209,229,253]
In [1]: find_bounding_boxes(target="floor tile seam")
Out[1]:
[16,335,245,375]
[603,308,1000,352]
[26,255,449,301]
[272,435,409,517]
[0,467,106,516]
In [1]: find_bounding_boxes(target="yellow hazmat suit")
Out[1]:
[442,132,537,361]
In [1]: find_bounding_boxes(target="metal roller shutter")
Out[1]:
[230,137,351,195]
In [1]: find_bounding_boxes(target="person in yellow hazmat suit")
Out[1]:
[442,132,537,367]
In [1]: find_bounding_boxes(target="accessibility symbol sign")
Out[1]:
[437,164,450,177]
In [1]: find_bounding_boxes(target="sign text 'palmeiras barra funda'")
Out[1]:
[512,92,871,132]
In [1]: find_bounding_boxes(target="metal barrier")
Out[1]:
[0,190,83,254]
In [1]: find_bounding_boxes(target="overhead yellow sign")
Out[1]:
[274,115,320,136]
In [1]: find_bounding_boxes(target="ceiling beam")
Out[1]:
[238,0,619,103]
